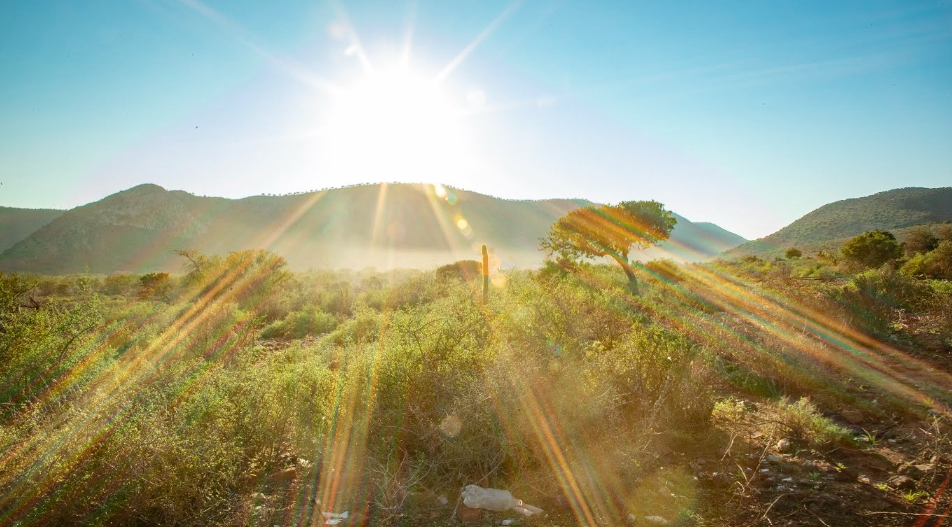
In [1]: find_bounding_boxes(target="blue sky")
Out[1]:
[1,0,950,239]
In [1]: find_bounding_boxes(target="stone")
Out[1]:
[888,475,916,491]
[841,409,864,424]
[899,463,926,478]
[776,438,793,453]
[767,455,782,463]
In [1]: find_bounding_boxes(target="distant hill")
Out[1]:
[638,217,748,263]
[0,183,746,274]
[724,187,952,259]
[0,207,63,253]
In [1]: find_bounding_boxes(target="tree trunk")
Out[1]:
[609,254,639,292]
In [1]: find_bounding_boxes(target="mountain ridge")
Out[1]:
[0,183,746,274]
[723,187,952,258]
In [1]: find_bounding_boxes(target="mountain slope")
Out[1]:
[0,184,746,274]
[0,207,64,253]
[724,187,952,258]
[638,216,748,263]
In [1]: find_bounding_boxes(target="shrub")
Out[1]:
[841,230,902,268]
[138,272,173,300]
[435,259,481,282]
[901,241,952,280]
[102,273,138,296]
[904,225,939,256]
[794,262,836,281]
[785,247,802,259]
[261,306,338,339]
[643,258,683,282]
[771,397,848,445]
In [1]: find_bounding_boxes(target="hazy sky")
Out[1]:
[1,0,950,239]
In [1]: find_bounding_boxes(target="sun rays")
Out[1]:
[2,3,952,527]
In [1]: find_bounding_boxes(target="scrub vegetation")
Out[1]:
[1,231,950,527]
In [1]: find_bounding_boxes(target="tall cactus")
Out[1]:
[481,244,489,305]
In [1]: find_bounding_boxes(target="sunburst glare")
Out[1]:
[321,65,468,182]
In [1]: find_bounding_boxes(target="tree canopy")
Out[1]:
[840,230,902,268]
[540,200,676,288]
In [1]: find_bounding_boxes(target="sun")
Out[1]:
[322,66,468,182]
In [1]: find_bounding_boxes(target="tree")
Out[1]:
[138,272,172,300]
[903,225,938,256]
[785,247,802,259]
[540,200,677,289]
[840,230,902,268]
[935,223,952,243]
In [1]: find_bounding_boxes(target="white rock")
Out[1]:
[777,438,793,452]
[644,515,668,525]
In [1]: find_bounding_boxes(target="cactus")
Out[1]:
[481,244,489,305]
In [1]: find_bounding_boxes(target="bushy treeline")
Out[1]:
[1,245,949,526]
[776,223,952,281]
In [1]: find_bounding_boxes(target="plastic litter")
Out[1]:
[461,485,543,516]
[321,511,348,525]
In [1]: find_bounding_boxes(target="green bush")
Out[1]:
[901,241,952,280]
[841,230,902,268]
[261,306,338,339]
[771,397,848,445]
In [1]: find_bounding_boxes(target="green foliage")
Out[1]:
[841,229,902,268]
[771,397,848,445]
[824,266,931,334]
[901,241,952,279]
[2,245,949,526]
[792,261,837,281]
[642,258,684,283]
[726,187,952,259]
[540,200,676,285]
[102,273,138,296]
[261,306,338,339]
[785,247,802,259]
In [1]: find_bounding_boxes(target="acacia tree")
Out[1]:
[540,200,676,289]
